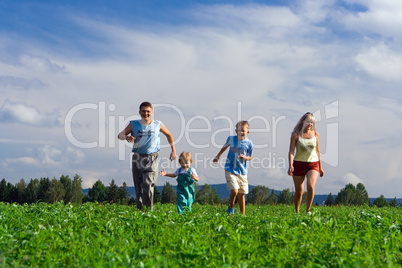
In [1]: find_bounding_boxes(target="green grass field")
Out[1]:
[0,202,401,267]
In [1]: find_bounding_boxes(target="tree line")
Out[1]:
[0,175,84,205]
[0,176,400,207]
[0,175,134,205]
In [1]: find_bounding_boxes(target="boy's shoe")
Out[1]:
[227,205,234,215]
[307,211,312,216]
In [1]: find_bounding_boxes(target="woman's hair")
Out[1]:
[179,151,192,164]
[292,112,316,134]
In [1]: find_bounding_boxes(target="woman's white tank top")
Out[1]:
[294,136,319,162]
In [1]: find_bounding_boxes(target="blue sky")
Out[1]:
[1,0,402,198]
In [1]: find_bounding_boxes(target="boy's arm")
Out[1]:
[238,154,252,161]
[238,143,252,161]
[160,123,177,161]
[213,145,229,163]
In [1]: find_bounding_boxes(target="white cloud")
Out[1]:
[74,170,110,189]
[4,157,40,167]
[342,172,364,186]
[342,0,402,39]
[0,100,61,126]
[38,145,62,165]
[0,76,46,91]
[296,0,335,24]
[355,43,402,81]
[19,55,66,73]
[195,4,300,30]
[67,146,85,163]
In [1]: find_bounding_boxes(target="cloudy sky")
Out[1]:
[1,0,401,198]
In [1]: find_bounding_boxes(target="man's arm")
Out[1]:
[118,124,135,142]
[160,123,177,161]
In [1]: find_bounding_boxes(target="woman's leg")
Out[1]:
[305,170,319,212]
[292,176,305,213]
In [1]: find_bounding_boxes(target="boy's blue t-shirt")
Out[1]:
[224,136,253,175]
[130,120,161,154]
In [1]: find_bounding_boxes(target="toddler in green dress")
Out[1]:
[159,152,199,214]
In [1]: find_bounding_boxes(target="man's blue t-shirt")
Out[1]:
[224,136,253,175]
[130,120,161,155]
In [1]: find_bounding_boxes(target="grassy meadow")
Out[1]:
[0,202,401,267]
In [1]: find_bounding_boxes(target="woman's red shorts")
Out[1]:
[293,161,319,176]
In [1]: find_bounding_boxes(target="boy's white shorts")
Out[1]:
[225,170,249,194]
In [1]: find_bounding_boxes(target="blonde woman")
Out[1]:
[288,112,324,215]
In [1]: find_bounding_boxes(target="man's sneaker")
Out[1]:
[227,205,234,215]
[307,211,312,216]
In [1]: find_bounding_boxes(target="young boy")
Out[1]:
[213,121,253,215]
[118,101,176,211]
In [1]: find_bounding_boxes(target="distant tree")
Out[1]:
[355,183,369,205]
[0,179,7,202]
[195,184,211,205]
[46,178,66,203]
[301,192,307,205]
[16,179,24,203]
[161,182,176,204]
[335,184,355,205]
[277,189,293,205]
[108,180,119,203]
[153,186,161,204]
[87,180,109,203]
[16,179,27,204]
[71,174,84,204]
[325,193,335,206]
[247,185,270,205]
[210,187,221,204]
[266,189,277,205]
[7,182,18,203]
[37,177,51,202]
[82,194,91,203]
[193,182,199,194]
[388,197,399,207]
[335,183,369,206]
[26,179,40,204]
[220,197,230,205]
[128,197,136,206]
[195,184,220,205]
[60,175,72,204]
[373,195,387,207]
[5,182,16,203]
[118,182,130,205]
